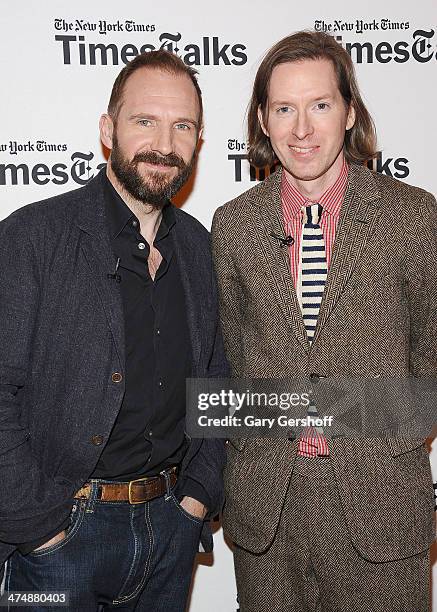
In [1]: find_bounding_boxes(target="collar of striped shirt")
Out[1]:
[281,157,349,221]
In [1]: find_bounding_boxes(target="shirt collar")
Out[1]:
[104,174,176,239]
[281,157,349,221]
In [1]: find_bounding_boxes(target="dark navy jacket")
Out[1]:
[0,170,228,564]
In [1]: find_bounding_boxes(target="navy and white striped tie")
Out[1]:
[300,203,327,343]
[298,203,328,450]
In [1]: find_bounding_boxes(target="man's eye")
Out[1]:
[138,119,152,126]
[175,123,190,130]
[316,103,329,110]
[276,106,291,114]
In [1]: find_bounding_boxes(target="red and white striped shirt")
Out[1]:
[282,158,348,287]
[281,158,349,457]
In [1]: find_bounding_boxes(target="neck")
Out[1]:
[106,164,163,245]
[284,153,345,202]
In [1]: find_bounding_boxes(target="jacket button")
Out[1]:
[309,373,320,383]
[91,434,104,446]
[111,372,123,383]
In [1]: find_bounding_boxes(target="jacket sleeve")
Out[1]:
[401,191,437,446]
[180,244,229,518]
[407,192,437,379]
[0,212,72,545]
[211,206,243,375]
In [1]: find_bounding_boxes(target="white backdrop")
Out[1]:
[1,1,436,610]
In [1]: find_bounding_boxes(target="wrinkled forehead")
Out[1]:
[118,67,201,124]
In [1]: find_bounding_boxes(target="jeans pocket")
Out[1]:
[169,492,204,526]
[28,501,85,557]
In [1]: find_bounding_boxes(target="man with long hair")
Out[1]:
[212,31,435,611]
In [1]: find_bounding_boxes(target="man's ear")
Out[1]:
[346,104,356,131]
[99,114,114,150]
[257,105,269,137]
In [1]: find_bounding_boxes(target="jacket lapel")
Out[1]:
[75,172,125,365]
[249,168,308,349]
[312,163,382,344]
[171,216,202,371]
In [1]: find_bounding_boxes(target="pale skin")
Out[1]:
[258,58,356,200]
[36,68,206,551]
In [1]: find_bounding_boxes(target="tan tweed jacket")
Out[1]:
[211,163,436,562]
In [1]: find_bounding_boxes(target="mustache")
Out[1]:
[132,151,186,170]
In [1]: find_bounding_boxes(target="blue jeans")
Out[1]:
[4,478,203,611]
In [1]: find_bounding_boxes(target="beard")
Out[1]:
[110,133,196,209]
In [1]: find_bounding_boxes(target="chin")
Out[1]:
[286,169,319,182]
[287,161,332,182]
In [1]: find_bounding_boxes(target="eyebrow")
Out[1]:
[269,94,334,106]
[129,113,200,129]
[176,117,200,129]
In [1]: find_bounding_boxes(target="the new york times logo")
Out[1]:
[228,150,410,183]
[55,31,247,66]
[336,28,436,63]
[0,152,105,186]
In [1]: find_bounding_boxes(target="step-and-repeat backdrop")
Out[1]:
[1,1,436,609]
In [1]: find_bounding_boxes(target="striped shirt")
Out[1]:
[281,158,349,457]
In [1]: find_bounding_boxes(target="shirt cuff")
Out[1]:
[178,477,211,512]
[17,518,70,555]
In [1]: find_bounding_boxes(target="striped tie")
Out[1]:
[300,203,327,342]
[298,203,329,456]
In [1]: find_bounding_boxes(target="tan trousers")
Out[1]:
[234,456,430,612]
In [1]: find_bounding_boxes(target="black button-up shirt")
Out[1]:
[91,177,209,506]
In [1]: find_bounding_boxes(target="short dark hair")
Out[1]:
[248,30,377,167]
[108,50,203,127]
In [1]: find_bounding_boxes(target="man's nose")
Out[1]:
[292,112,314,140]
[150,126,173,156]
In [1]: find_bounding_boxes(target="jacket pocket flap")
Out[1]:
[386,436,425,456]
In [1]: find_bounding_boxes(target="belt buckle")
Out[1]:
[128,476,149,505]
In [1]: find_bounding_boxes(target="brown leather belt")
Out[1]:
[74,467,178,505]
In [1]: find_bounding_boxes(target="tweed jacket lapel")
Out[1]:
[249,168,308,349]
[248,164,382,349]
[312,163,382,344]
[75,172,125,365]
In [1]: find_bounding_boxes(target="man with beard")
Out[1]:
[0,50,227,611]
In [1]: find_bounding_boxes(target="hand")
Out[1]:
[34,530,67,551]
[179,496,207,520]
